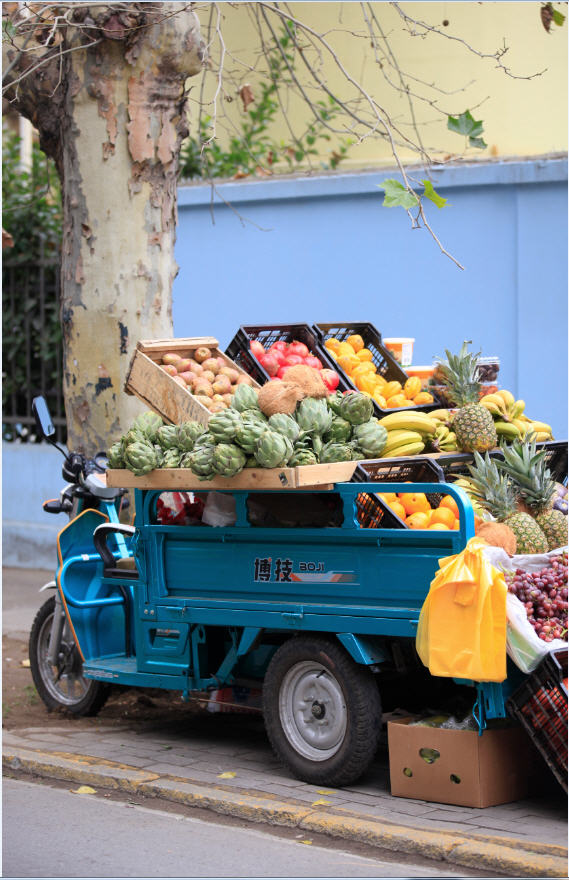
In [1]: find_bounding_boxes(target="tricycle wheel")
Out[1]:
[29,596,110,716]
[263,635,381,787]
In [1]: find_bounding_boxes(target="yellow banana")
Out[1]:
[527,421,553,435]
[381,441,425,458]
[480,393,507,409]
[430,409,454,423]
[535,431,553,442]
[496,389,515,408]
[494,421,521,439]
[510,399,525,419]
[518,414,532,423]
[512,418,531,436]
[377,412,438,434]
[382,430,424,454]
[480,396,508,418]
[434,425,450,438]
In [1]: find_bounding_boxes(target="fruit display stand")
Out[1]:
[225,323,341,386]
[106,460,357,491]
[311,321,440,417]
[125,337,259,426]
[352,456,449,529]
[506,647,568,792]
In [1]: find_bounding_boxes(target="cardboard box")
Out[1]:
[125,337,259,426]
[388,718,530,808]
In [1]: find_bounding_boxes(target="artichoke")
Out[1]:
[245,455,258,468]
[106,441,124,469]
[193,431,216,451]
[339,391,374,425]
[177,420,206,452]
[353,422,388,457]
[268,413,301,444]
[350,445,365,461]
[133,411,163,443]
[295,398,333,455]
[242,407,267,424]
[319,442,353,463]
[288,448,318,467]
[324,415,352,444]
[256,430,292,468]
[188,444,217,481]
[156,424,179,450]
[327,391,345,416]
[231,384,260,413]
[212,443,247,478]
[235,419,268,454]
[208,409,243,443]
[179,451,193,468]
[162,448,182,468]
[123,426,146,447]
[123,441,158,476]
[153,444,165,468]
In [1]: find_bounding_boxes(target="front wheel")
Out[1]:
[29,596,110,716]
[263,636,382,787]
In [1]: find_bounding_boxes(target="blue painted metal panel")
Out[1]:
[174,159,567,437]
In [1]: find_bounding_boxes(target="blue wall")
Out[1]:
[174,158,567,437]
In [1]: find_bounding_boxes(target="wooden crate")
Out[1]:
[125,337,259,426]
[105,461,357,491]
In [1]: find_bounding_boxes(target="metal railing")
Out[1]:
[2,248,66,443]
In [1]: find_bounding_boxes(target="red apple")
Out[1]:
[321,369,340,392]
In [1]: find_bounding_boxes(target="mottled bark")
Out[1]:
[3,4,204,454]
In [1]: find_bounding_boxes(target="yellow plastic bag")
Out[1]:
[416,537,507,682]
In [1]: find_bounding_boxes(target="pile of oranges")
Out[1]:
[324,334,434,409]
[378,491,461,530]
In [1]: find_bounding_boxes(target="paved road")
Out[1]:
[2,567,52,639]
[2,777,469,878]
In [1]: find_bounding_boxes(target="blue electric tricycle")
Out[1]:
[29,396,518,786]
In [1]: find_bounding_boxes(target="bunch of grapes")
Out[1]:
[505,550,568,642]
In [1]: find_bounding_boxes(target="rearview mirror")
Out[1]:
[32,396,56,441]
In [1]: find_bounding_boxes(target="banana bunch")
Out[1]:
[377,411,438,458]
[479,390,554,442]
[452,476,485,515]
[429,423,459,453]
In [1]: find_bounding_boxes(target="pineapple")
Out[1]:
[436,341,497,453]
[468,452,549,554]
[498,438,568,551]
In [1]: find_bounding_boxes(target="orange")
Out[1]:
[346,334,364,353]
[351,362,377,377]
[452,520,460,530]
[337,354,360,373]
[377,492,397,502]
[356,348,374,362]
[439,495,459,518]
[428,522,450,530]
[406,511,431,529]
[355,374,378,394]
[325,337,341,352]
[430,507,456,529]
[399,492,431,516]
[327,349,338,361]
[386,499,407,520]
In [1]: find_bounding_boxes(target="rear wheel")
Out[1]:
[29,596,110,716]
[263,635,381,787]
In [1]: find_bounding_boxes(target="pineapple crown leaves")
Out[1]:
[467,451,520,517]
[497,437,555,512]
[436,340,482,406]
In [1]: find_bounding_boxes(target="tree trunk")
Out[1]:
[3,4,203,454]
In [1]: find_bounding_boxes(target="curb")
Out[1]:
[4,745,567,878]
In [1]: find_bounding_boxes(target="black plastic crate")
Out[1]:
[352,456,447,529]
[225,324,343,387]
[507,648,568,793]
[538,441,568,485]
[312,322,439,418]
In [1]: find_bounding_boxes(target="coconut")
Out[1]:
[476,522,517,556]
[258,381,304,417]
[283,364,328,399]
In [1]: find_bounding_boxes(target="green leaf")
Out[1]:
[447,110,484,139]
[421,180,447,208]
[2,20,16,40]
[552,8,565,25]
[468,136,487,150]
[378,179,419,210]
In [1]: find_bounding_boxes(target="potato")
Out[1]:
[161,364,178,377]
[193,394,212,409]
[194,379,213,398]
[236,374,253,386]
[162,353,183,366]
[221,393,233,406]
[194,347,211,363]
[219,367,240,384]
[172,375,187,388]
[212,375,232,395]
[209,402,227,413]
[202,357,220,375]
[202,370,215,384]
[177,357,193,372]
[177,371,195,385]
[189,361,203,376]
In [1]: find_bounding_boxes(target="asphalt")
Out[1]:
[3,567,568,878]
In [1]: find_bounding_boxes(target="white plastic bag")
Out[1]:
[201,492,237,527]
[483,545,567,673]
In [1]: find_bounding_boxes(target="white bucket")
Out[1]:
[383,337,415,367]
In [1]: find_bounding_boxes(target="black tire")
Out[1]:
[29,596,110,716]
[263,635,382,787]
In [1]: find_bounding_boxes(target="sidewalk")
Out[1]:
[3,568,567,877]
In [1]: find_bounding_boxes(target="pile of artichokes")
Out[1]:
[107,384,388,480]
